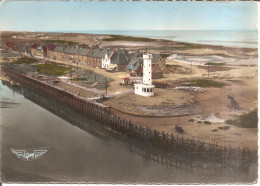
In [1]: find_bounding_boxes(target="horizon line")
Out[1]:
[0,29,257,33]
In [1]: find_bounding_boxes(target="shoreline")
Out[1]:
[31,30,258,49]
[0,30,258,50]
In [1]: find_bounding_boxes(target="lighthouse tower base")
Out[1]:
[134,83,155,97]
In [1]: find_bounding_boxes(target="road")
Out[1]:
[94,35,102,46]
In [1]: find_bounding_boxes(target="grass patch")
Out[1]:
[226,109,258,128]
[44,40,79,45]
[218,126,230,130]
[153,81,170,88]
[103,35,154,42]
[160,54,171,59]
[203,121,212,125]
[35,63,71,76]
[165,64,181,67]
[13,57,37,64]
[170,43,201,50]
[204,62,226,66]
[181,79,225,88]
[72,77,86,81]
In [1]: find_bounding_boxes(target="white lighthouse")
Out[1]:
[134,53,155,97]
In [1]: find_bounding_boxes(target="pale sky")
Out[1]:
[0,1,257,31]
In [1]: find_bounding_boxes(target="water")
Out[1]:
[51,30,258,48]
[0,80,257,183]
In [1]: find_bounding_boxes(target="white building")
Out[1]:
[101,51,115,69]
[134,53,155,97]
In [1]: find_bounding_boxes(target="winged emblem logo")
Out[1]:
[11,148,48,161]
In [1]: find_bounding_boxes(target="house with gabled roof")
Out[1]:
[31,45,46,59]
[102,49,116,69]
[31,43,39,57]
[101,48,133,72]
[87,48,108,68]
[152,53,166,70]
[126,57,142,76]
[77,48,90,65]
[63,46,80,63]
[126,53,166,79]
[45,44,57,59]
[110,49,131,71]
[52,45,66,61]
[5,42,14,51]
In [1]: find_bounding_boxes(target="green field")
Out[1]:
[204,62,226,66]
[44,40,79,45]
[72,77,87,81]
[35,63,71,76]
[160,54,171,59]
[170,43,201,50]
[181,79,225,88]
[226,109,258,128]
[103,35,154,42]
[13,57,37,64]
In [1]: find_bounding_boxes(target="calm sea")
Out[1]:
[52,30,258,48]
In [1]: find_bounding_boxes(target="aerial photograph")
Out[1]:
[0,0,258,184]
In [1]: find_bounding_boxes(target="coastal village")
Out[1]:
[4,40,166,79]
[0,0,258,182]
[0,32,258,155]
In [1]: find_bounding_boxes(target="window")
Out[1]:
[147,88,150,92]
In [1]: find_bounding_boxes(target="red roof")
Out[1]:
[47,44,56,51]
[42,45,47,52]
[31,44,38,49]
[5,42,14,48]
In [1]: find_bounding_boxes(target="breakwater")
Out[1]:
[1,65,253,171]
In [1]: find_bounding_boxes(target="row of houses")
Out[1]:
[6,42,166,79]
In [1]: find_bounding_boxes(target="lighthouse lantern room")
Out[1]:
[134,53,155,97]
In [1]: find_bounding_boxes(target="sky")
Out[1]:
[0,1,257,32]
